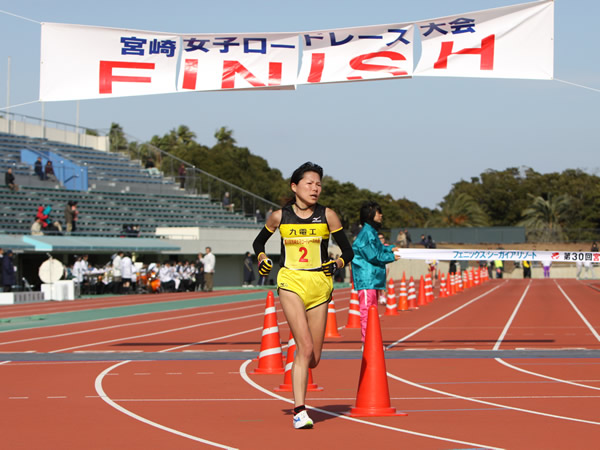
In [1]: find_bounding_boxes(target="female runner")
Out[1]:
[252,162,354,429]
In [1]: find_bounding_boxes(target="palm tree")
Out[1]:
[427,192,490,227]
[518,193,571,242]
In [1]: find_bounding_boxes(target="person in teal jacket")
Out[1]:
[351,201,400,342]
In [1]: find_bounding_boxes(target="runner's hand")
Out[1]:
[322,260,337,277]
[258,258,273,277]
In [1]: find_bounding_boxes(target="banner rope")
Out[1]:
[0,10,40,24]
[394,248,599,263]
[0,100,39,111]
[554,78,600,94]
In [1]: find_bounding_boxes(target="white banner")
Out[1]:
[414,0,554,79]
[38,1,554,101]
[40,23,181,101]
[177,32,298,91]
[297,23,414,85]
[395,248,600,264]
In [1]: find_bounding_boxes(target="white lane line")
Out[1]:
[494,359,600,391]
[0,302,264,345]
[387,372,600,426]
[386,281,506,350]
[94,360,237,449]
[494,280,600,392]
[555,280,600,342]
[494,281,531,350]
[50,311,266,353]
[239,360,503,450]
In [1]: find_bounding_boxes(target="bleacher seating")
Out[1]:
[0,133,259,236]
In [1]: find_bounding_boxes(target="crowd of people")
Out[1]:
[67,248,218,295]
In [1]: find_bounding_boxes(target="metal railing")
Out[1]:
[122,136,280,222]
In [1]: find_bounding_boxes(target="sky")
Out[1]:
[0,0,598,209]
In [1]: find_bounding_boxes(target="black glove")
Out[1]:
[321,260,338,277]
[258,258,273,277]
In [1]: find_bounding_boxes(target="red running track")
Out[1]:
[1,279,599,449]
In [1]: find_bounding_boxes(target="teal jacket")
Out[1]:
[351,223,396,290]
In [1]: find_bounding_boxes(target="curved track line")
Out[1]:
[386,281,506,350]
[494,358,600,391]
[94,360,237,449]
[387,372,600,426]
[239,360,503,450]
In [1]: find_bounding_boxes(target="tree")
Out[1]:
[518,193,572,242]
[108,122,128,153]
[427,193,490,227]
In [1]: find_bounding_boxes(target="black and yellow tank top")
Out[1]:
[279,204,330,270]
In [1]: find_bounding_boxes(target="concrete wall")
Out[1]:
[0,117,109,151]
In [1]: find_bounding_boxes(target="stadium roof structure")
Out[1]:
[19,235,180,253]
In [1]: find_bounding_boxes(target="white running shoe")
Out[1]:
[379,296,387,305]
[293,410,314,429]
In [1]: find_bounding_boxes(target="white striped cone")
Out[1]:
[346,290,361,328]
[385,278,398,316]
[252,291,284,374]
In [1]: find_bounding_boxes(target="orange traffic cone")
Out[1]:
[448,273,455,296]
[275,332,322,392]
[439,273,447,298]
[461,270,467,291]
[397,273,408,311]
[350,305,407,417]
[425,273,434,304]
[474,269,480,286]
[385,278,398,316]
[325,298,342,338]
[407,276,417,309]
[417,275,426,307]
[252,291,284,374]
[346,289,361,328]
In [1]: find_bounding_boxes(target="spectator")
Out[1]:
[31,218,44,235]
[145,158,160,176]
[5,167,18,191]
[2,249,16,292]
[243,251,255,287]
[202,247,216,292]
[64,201,78,234]
[0,248,3,288]
[178,163,186,189]
[541,256,552,278]
[255,209,263,222]
[592,242,599,253]
[178,261,194,292]
[34,157,46,180]
[582,260,596,279]
[449,260,458,275]
[36,205,63,235]
[494,259,504,278]
[522,260,532,278]
[419,234,427,247]
[158,261,176,292]
[112,251,124,294]
[73,255,90,293]
[395,229,407,248]
[194,252,205,291]
[121,252,134,294]
[222,191,234,212]
[405,229,412,247]
[45,160,57,181]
